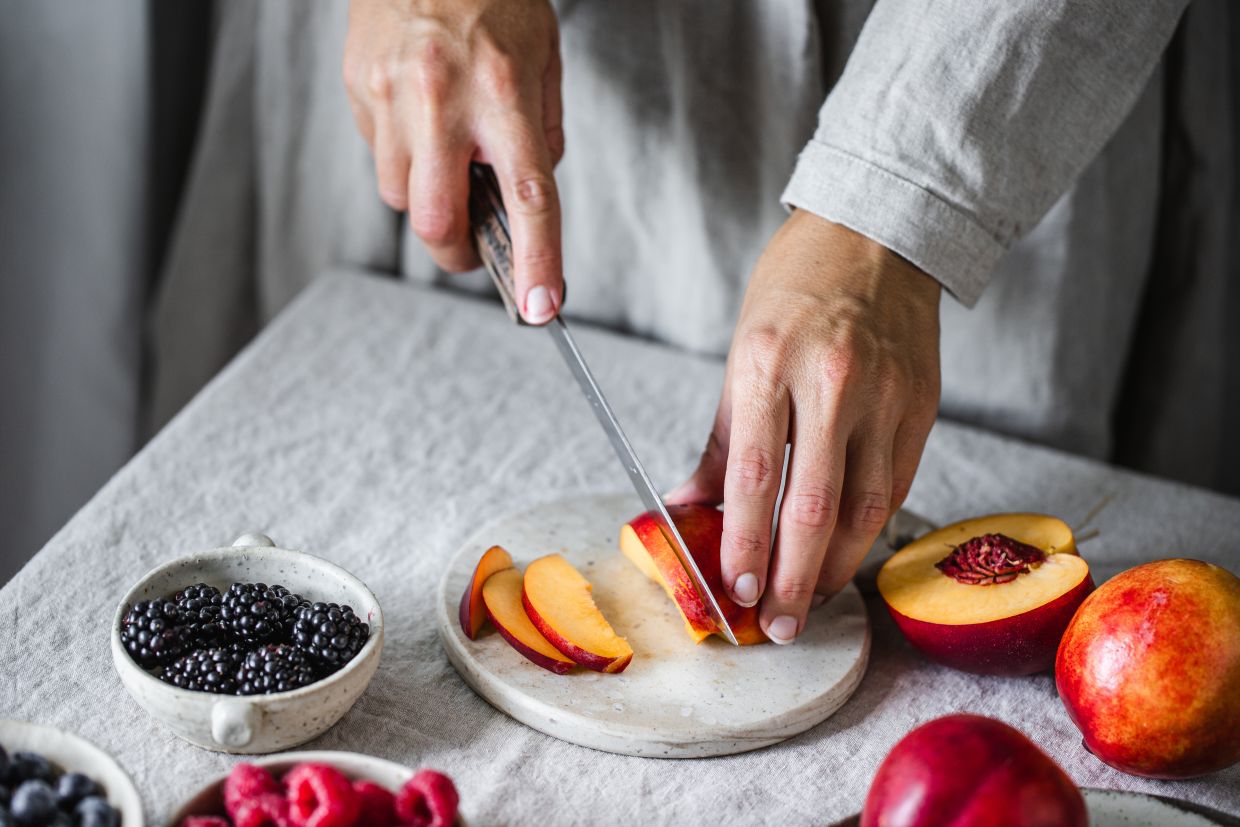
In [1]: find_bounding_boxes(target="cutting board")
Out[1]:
[437,493,909,758]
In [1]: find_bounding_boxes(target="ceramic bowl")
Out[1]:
[0,719,145,826]
[110,534,384,755]
[168,751,469,826]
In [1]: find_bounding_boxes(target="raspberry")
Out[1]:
[181,818,231,827]
[224,764,280,818]
[395,770,459,827]
[285,764,359,827]
[353,780,397,827]
[234,794,292,827]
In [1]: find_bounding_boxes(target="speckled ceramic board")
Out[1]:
[437,492,880,758]
[829,789,1238,826]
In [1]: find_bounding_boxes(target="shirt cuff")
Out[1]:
[780,140,1006,307]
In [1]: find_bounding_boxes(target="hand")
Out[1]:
[667,212,941,643]
[343,0,564,323]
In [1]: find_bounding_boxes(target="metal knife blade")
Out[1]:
[467,163,739,646]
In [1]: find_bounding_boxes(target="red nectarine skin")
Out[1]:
[522,591,633,674]
[459,545,514,640]
[861,714,1086,827]
[1056,559,1240,779]
[887,573,1094,676]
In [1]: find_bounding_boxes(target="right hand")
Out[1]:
[344,0,565,324]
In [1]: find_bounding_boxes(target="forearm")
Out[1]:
[783,0,1188,304]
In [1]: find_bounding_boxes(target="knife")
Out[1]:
[467,163,739,646]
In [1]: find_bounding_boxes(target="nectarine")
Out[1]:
[482,568,575,675]
[877,513,1093,675]
[1056,558,1240,778]
[523,554,633,673]
[861,714,1086,827]
[459,545,514,640]
[620,505,766,645]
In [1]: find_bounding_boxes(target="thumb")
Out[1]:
[666,384,732,506]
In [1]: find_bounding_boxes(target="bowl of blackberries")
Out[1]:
[0,720,143,826]
[110,533,383,755]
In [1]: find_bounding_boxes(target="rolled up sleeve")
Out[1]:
[782,0,1188,305]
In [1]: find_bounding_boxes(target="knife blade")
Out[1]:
[467,163,739,646]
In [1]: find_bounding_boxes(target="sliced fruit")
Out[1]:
[620,505,766,644]
[876,513,1093,675]
[861,714,1087,827]
[458,545,514,639]
[1057,558,1240,779]
[522,554,634,673]
[482,568,575,675]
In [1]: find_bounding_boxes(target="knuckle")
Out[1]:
[409,207,457,244]
[742,325,789,375]
[724,528,769,562]
[783,484,839,531]
[478,54,521,102]
[510,174,556,215]
[413,46,454,103]
[730,449,779,497]
[772,574,816,604]
[889,477,912,508]
[366,61,396,102]
[846,491,890,533]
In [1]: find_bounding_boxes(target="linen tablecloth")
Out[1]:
[2,271,1238,825]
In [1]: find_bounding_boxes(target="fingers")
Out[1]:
[371,96,411,212]
[814,427,895,603]
[719,373,789,611]
[542,42,565,165]
[484,109,563,325]
[408,115,479,272]
[665,378,732,507]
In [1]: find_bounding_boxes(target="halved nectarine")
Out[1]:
[877,513,1093,675]
[458,545,514,639]
[482,567,575,675]
[620,505,766,645]
[522,554,634,673]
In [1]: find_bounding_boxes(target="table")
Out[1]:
[3,271,1238,825]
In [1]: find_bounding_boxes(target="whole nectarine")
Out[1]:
[1056,558,1240,778]
[861,714,1086,827]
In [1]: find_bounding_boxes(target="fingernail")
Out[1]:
[767,615,798,644]
[524,285,555,324]
[732,572,759,607]
[811,593,827,609]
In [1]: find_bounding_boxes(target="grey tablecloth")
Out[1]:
[2,272,1238,825]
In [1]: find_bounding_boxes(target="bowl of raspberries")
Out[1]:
[170,754,462,827]
[110,534,384,755]
[0,720,143,826]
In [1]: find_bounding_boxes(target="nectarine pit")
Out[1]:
[936,533,1046,585]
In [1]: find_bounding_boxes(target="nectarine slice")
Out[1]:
[458,545,514,639]
[482,568,575,675]
[877,513,1093,675]
[620,505,766,645]
[522,554,634,673]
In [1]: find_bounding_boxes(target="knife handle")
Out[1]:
[468,163,526,325]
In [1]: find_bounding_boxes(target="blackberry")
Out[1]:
[219,583,299,642]
[55,771,100,809]
[10,780,57,825]
[8,751,54,784]
[161,647,244,694]
[291,602,369,674]
[236,644,317,694]
[174,583,226,647]
[119,598,190,667]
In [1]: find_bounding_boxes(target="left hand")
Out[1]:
[667,211,941,643]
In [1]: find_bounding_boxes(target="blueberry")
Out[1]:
[74,797,118,827]
[8,754,53,785]
[0,810,13,827]
[52,774,98,811]
[10,780,56,824]
[0,743,9,779]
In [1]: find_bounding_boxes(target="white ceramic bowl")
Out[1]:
[0,719,144,826]
[168,751,468,826]
[111,534,384,755]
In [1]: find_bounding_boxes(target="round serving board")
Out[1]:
[436,493,872,758]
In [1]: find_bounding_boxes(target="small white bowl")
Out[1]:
[168,750,415,825]
[111,534,384,755]
[0,719,144,826]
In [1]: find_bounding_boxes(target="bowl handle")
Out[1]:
[212,698,261,748]
[232,533,276,548]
